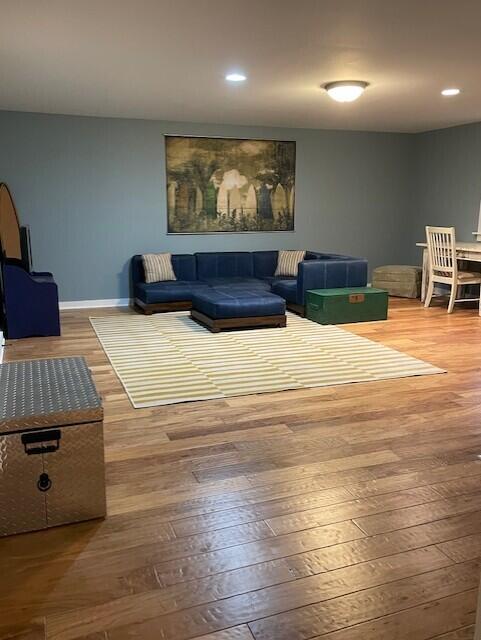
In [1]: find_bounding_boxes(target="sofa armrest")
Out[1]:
[130,255,146,299]
[297,258,368,304]
[131,255,145,285]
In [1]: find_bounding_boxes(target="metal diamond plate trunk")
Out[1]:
[0,357,106,537]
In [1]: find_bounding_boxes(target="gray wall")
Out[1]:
[0,110,414,301]
[409,121,481,263]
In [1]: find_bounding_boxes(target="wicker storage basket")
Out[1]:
[372,265,422,298]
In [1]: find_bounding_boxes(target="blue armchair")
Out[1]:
[2,260,60,339]
[0,183,60,338]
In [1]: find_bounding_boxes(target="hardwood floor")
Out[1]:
[1,298,481,640]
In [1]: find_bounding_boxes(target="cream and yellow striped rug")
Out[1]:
[90,312,444,408]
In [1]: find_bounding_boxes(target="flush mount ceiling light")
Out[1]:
[324,80,369,103]
[225,72,247,82]
[441,88,460,96]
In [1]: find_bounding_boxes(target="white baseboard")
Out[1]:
[0,330,4,363]
[59,298,131,310]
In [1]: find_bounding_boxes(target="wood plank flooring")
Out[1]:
[1,298,481,640]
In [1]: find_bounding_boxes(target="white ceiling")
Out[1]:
[1,0,481,133]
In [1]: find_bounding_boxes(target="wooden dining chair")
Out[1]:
[425,225,481,313]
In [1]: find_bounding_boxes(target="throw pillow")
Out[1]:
[142,253,177,283]
[274,250,306,277]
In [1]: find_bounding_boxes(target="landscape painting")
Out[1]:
[165,136,296,233]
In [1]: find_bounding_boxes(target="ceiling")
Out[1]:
[1,0,481,133]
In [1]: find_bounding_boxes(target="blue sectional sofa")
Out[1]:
[131,251,368,316]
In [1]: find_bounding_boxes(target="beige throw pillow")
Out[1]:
[274,250,306,277]
[142,253,177,283]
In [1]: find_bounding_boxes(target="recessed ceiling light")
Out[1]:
[324,80,369,103]
[441,88,461,96]
[225,73,246,82]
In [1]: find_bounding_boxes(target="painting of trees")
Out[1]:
[165,136,295,233]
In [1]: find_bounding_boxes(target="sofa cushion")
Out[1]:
[203,277,270,290]
[192,288,285,319]
[171,254,198,280]
[275,250,306,276]
[253,251,278,278]
[142,253,177,283]
[195,252,254,280]
[135,281,207,304]
[271,279,298,303]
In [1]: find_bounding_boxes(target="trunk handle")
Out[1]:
[21,429,61,455]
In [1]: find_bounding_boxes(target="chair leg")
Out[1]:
[424,279,435,308]
[447,284,456,313]
[421,249,428,303]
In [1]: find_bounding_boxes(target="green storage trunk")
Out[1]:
[306,287,388,324]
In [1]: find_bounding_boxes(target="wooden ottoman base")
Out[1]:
[134,298,192,315]
[191,309,286,333]
[286,302,306,317]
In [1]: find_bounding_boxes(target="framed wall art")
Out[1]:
[165,135,296,234]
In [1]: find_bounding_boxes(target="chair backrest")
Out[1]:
[425,226,457,277]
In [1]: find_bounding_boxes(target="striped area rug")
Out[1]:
[90,312,444,408]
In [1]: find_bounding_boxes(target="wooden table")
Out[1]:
[417,241,481,302]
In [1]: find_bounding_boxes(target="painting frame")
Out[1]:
[164,134,296,235]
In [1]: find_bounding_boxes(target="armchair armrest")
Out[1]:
[4,263,58,295]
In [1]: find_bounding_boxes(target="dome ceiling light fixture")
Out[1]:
[324,80,369,103]
[225,72,247,82]
[441,88,460,96]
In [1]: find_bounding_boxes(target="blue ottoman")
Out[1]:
[191,288,286,332]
